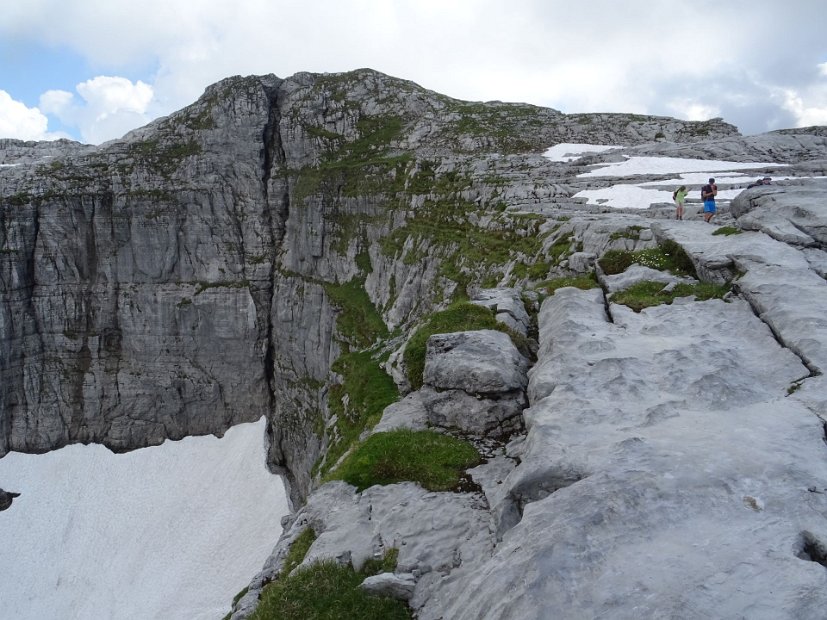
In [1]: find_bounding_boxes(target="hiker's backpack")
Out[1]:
[673,189,678,200]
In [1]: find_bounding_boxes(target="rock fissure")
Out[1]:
[732,279,822,377]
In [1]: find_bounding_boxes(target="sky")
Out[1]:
[0,417,288,619]
[0,0,826,145]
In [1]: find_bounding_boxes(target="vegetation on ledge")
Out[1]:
[326,429,481,492]
[598,240,696,278]
[320,350,400,478]
[281,528,318,576]
[403,302,500,390]
[250,556,410,620]
[712,226,742,236]
[610,280,731,312]
[536,272,599,297]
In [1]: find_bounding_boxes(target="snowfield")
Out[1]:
[0,417,288,620]
[542,145,790,210]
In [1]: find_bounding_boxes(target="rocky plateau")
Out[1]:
[2,68,827,619]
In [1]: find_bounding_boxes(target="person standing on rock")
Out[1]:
[701,177,718,223]
[673,185,688,220]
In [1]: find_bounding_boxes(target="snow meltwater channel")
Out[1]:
[0,417,289,620]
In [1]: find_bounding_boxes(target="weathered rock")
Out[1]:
[420,386,525,438]
[373,391,429,434]
[359,572,417,601]
[230,481,494,619]
[419,330,529,437]
[0,488,20,511]
[730,180,827,246]
[470,288,530,335]
[600,263,696,293]
[424,282,827,620]
[7,67,827,620]
[423,330,528,395]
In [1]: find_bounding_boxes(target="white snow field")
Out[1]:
[542,143,621,162]
[0,417,288,620]
[543,147,790,209]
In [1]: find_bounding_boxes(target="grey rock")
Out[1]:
[420,386,525,438]
[654,220,827,373]
[359,572,417,601]
[802,247,827,277]
[232,481,494,619]
[0,488,20,511]
[601,264,695,293]
[7,67,827,620]
[566,251,596,273]
[373,391,429,434]
[426,279,826,620]
[470,288,530,335]
[423,330,528,395]
[730,180,827,246]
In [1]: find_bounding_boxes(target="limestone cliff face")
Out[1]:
[0,69,741,499]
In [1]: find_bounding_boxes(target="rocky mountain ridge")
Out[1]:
[3,68,827,619]
[0,69,741,493]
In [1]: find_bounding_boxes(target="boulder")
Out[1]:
[470,289,530,336]
[420,386,525,438]
[359,572,417,601]
[423,330,528,395]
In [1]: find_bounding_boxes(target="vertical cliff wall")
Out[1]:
[0,69,743,502]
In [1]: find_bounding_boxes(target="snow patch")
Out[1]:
[578,156,787,178]
[0,417,288,620]
[543,143,622,162]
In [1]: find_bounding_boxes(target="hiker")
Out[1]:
[701,177,718,223]
[672,185,688,220]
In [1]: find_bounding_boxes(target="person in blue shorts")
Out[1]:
[701,177,718,223]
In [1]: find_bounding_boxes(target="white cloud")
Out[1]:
[780,87,827,128]
[38,89,74,116]
[40,76,154,144]
[0,90,71,141]
[666,100,722,123]
[1,1,826,140]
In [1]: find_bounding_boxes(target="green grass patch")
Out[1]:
[381,198,547,289]
[547,234,574,265]
[712,226,742,236]
[323,279,388,348]
[232,586,249,607]
[510,259,552,282]
[326,429,481,492]
[361,548,399,576]
[537,272,599,295]
[598,241,696,278]
[321,351,400,477]
[609,225,645,241]
[403,302,499,390]
[282,528,317,576]
[610,280,731,312]
[250,558,411,620]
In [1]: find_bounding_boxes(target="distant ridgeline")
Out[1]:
[3,67,827,620]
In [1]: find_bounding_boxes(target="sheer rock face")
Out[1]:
[7,68,827,620]
[0,69,742,500]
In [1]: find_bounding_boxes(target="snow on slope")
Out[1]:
[542,144,791,209]
[0,417,288,620]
